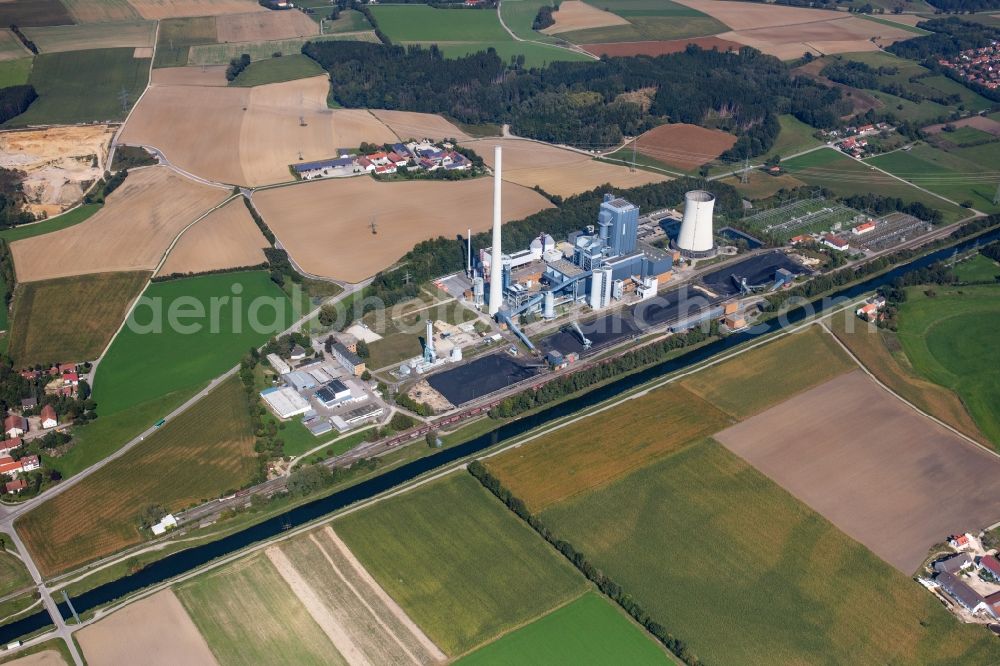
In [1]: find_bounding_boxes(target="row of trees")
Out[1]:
[302,40,842,154]
[0,85,37,125]
[468,462,705,665]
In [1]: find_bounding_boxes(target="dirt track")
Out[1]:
[715,370,1000,574]
[253,175,552,282]
[158,197,268,276]
[77,590,219,666]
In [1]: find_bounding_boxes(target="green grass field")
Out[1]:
[0,0,73,27]
[680,325,855,419]
[177,553,340,666]
[458,592,669,665]
[92,271,295,417]
[18,375,258,577]
[867,143,1000,214]
[8,271,149,367]
[3,48,149,127]
[0,547,32,598]
[555,0,726,44]
[231,54,325,86]
[782,147,967,223]
[931,125,994,146]
[498,0,559,43]
[323,9,371,33]
[0,57,32,88]
[954,253,1000,283]
[335,473,587,656]
[896,284,1000,445]
[154,16,217,68]
[430,40,591,66]
[540,438,1000,665]
[0,204,100,243]
[187,34,360,66]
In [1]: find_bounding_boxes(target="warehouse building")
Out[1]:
[260,387,311,419]
[331,342,366,377]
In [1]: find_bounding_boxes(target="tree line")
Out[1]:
[0,85,37,124]
[0,168,34,230]
[302,40,844,154]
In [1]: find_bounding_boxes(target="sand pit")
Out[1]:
[719,16,915,60]
[216,10,318,43]
[469,137,668,198]
[581,35,743,57]
[11,167,229,282]
[150,65,229,86]
[253,175,552,282]
[77,590,219,666]
[158,198,268,276]
[632,123,737,171]
[715,370,1000,574]
[2,651,66,666]
[542,1,630,35]
[121,76,398,186]
[125,0,265,20]
[0,125,116,218]
[671,0,843,31]
[370,110,471,142]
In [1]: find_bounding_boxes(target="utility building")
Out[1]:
[599,194,639,257]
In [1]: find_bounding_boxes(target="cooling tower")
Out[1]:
[677,190,715,257]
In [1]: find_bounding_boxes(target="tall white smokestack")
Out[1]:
[467,227,472,277]
[488,146,503,316]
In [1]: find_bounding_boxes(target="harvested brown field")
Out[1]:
[631,123,736,171]
[487,384,731,511]
[715,370,1000,574]
[719,16,914,60]
[158,198,268,277]
[470,137,668,198]
[581,35,742,57]
[924,115,1000,136]
[671,0,843,31]
[77,590,219,666]
[269,527,446,665]
[254,176,552,282]
[125,0,265,20]
[0,30,28,61]
[121,76,398,185]
[133,46,153,57]
[370,109,470,142]
[541,1,629,35]
[149,65,228,86]
[0,125,115,218]
[215,10,317,43]
[62,0,142,23]
[23,21,156,53]
[2,650,66,666]
[10,167,229,282]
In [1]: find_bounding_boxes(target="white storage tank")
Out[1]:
[677,190,716,256]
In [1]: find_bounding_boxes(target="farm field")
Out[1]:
[580,34,741,57]
[2,48,149,127]
[0,548,32,598]
[230,53,325,86]
[428,40,591,67]
[22,21,155,53]
[721,16,913,60]
[215,9,317,42]
[679,325,855,419]
[267,526,446,664]
[0,204,100,243]
[554,0,726,44]
[0,0,73,27]
[0,645,68,666]
[954,253,1000,283]
[629,123,736,171]
[77,591,218,666]
[782,147,967,223]
[716,369,1000,573]
[335,473,587,656]
[0,30,29,61]
[825,310,991,449]
[177,553,338,666]
[153,16,218,68]
[157,198,268,277]
[8,271,149,367]
[61,0,141,23]
[371,5,509,43]
[486,384,730,511]
[187,36,349,65]
[92,271,295,416]
[370,110,471,142]
[498,0,559,43]
[149,64,228,86]
[121,76,398,185]
[764,114,824,161]
[458,592,668,665]
[470,137,668,197]
[127,0,265,20]
[17,375,257,577]
[541,1,629,35]
[322,9,371,33]
[540,438,1000,665]
[0,58,32,87]
[253,175,552,283]
[10,167,229,282]
[0,124,115,218]
[867,143,1000,214]
[896,284,1000,446]
[722,170,807,200]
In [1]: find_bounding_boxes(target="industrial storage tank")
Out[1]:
[677,190,716,257]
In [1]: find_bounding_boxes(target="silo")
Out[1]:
[588,269,604,310]
[677,190,716,257]
[543,291,555,319]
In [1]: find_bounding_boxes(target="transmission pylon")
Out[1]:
[993,181,1000,206]
[740,155,750,184]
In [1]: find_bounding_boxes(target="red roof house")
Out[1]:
[979,555,1000,579]
[40,404,57,429]
[3,415,26,438]
[4,478,26,494]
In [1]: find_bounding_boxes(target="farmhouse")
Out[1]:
[5,479,26,495]
[40,405,57,429]
[4,415,26,438]
[0,438,22,457]
[934,553,974,574]
[20,398,36,410]
[0,454,39,478]
[978,555,1000,580]
[950,533,974,550]
[936,572,998,618]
